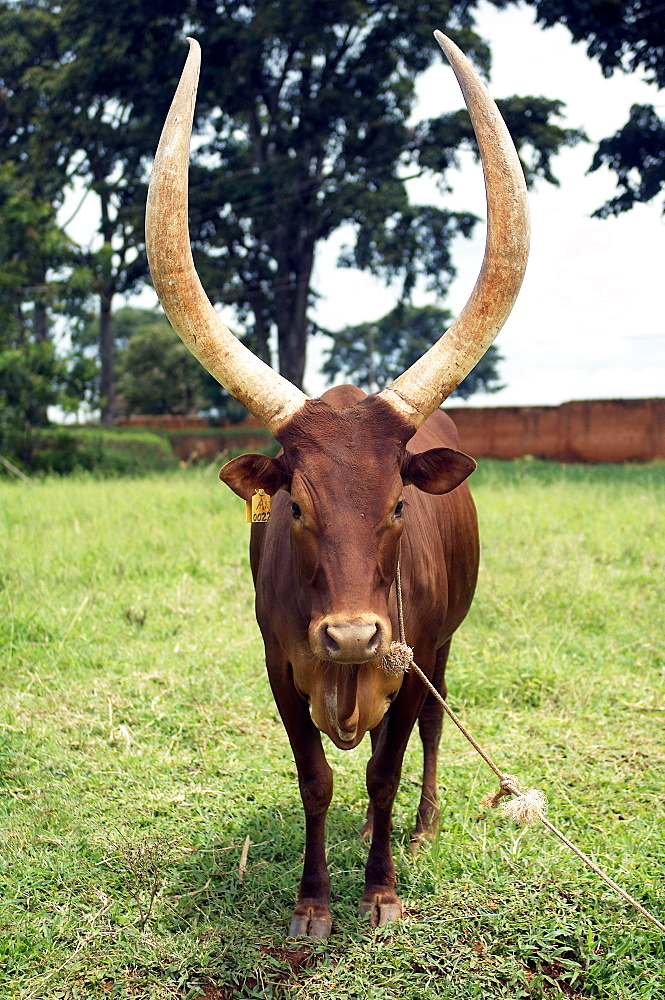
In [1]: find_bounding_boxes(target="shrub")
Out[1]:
[2,426,175,476]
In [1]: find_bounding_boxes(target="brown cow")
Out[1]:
[145,31,529,937]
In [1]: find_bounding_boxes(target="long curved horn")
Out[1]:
[378,31,530,427]
[145,38,309,435]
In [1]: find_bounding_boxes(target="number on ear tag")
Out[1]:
[246,489,270,523]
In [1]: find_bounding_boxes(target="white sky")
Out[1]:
[306,2,665,405]
[65,2,663,408]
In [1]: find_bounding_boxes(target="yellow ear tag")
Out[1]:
[246,489,271,523]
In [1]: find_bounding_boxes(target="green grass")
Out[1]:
[1,460,664,998]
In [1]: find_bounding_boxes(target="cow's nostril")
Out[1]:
[324,628,341,654]
[322,621,382,660]
[366,627,381,653]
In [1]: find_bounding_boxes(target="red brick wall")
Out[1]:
[117,399,665,464]
[169,431,274,462]
[445,398,665,463]
[116,414,210,430]
[115,414,274,461]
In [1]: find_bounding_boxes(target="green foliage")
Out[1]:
[522,0,665,213]
[117,320,210,416]
[0,341,66,443]
[0,70,93,437]
[322,304,503,398]
[0,25,93,332]
[70,306,247,420]
[184,0,578,385]
[591,103,665,217]
[114,309,243,420]
[2,426,175,476]
[417,96,586,189]
[525,0,665,86]
[0,0,192,422]
[5,0,660,424]
[0,165,72,336]
[0,461,664,995]
[496,96,587,187]
[0,0,584,412]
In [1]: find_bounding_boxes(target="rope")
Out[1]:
[395,561,406,644]
[380,564,665,936]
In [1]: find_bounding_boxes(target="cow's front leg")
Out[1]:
[411,640,451,852]
[267,665,333,938]
[289,741,333,938]
[359,723,382,839]
[361,670,429,927]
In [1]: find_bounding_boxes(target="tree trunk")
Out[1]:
[99,290,115,426]
[275,241,315,390]
[248,293,273,368]
[32,269,49,343]
[277,313,308,388]
[31,269,50,425]
[33,302,48,343]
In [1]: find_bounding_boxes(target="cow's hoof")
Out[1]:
[409,827,435,855]
[288,904,333,939]
[359,893,402,928]
[408,833,424,856]
[410,805,439,854]
[359,818,373,841]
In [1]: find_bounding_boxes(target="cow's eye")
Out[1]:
[394,501,404,518]
[291,502,302,519]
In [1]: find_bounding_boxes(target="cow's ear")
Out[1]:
[219,453,290,501]
[402,447,476,495]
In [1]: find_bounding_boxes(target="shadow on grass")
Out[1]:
[119,797,386,996]
[129,790,665,1000]
[169,796,377,936]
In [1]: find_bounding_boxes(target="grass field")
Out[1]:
[1,460,664,999]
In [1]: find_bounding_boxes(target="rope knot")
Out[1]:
[481,774,547,825]
[381,641,412,675]
[481,774,519,810]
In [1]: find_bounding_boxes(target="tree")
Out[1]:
[112,308,243,419]
[0,340,64,449]
[0,0,191,424]
[322,304,503,399]
[521,0,665,215]
[0,164,75,342]
[590,103,665,218]
[68,307,245,420]
[55,0,194,424]
[0,0,582,414]
[0,155,88,446]
[184,0,580,389]
[0,3,93,344]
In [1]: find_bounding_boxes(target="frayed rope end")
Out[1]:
[381,641,412,675]
[502,788,547,825]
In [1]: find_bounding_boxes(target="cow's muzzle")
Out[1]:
[309,615,391,663]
